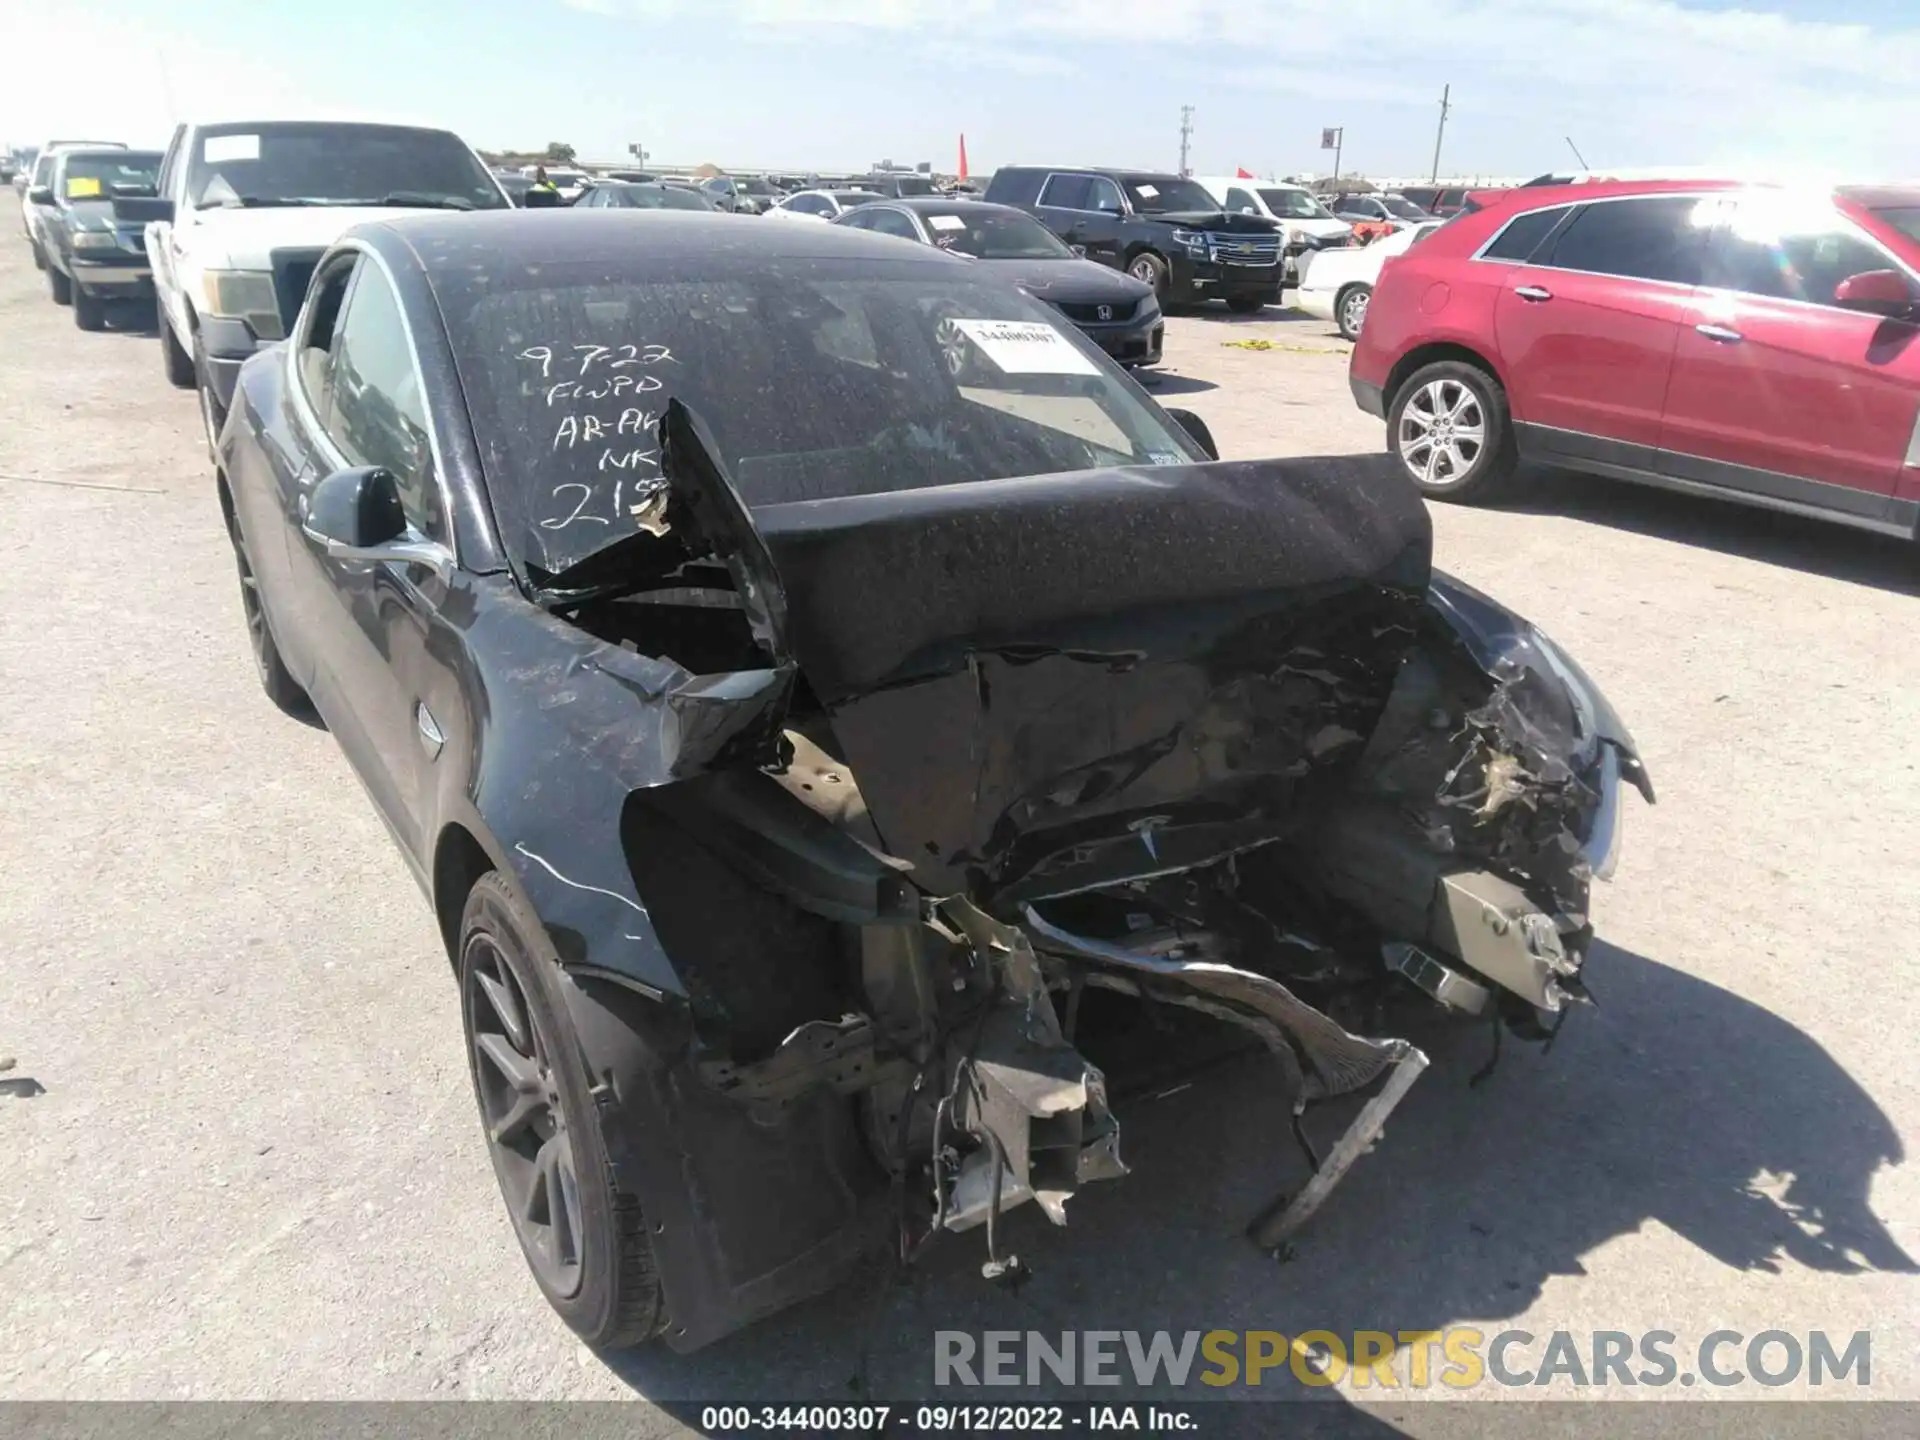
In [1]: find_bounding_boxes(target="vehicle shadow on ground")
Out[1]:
[1503,464,1920,597]
[604,939,1911,1427]
[1137,372,1218,396]
[101,299,159,337]
[1181,306,1327,328]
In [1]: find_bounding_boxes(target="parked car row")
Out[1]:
[1347,174,1920,539]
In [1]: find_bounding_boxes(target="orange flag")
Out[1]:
[959,134,970,181]
[1235,166,1254,178]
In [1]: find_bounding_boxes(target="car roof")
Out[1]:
[1485,176,1747,207]
[375,208,975,279]
[1837,184,1920,209]
[53,147,161,164]
[886,197,1027,216]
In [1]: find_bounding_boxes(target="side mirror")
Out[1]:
[1165,407,1220,461]
[1833,269,1915,318]
[112,194,174,225]
[302,466,451,573]
[28,185,54,205]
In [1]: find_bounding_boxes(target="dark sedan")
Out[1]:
[34,148,161,328]
[216,210,1644,1353]
[834,197,1164,368]
[575,179,716,211]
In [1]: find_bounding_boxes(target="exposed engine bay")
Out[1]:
[533,401,1652,1339]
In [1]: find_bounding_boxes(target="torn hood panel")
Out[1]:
[754,457,1434,902]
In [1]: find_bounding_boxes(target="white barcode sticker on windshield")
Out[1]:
[202,134,261,163]
[927,214,967,231]
[950,319,1099,376]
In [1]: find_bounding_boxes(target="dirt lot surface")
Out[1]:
[4,241,1917,1423]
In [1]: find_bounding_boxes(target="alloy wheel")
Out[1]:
[1340,288,1370,337]
[935,317,971,378]
[1397,378,1487,488]
[229,526,273,683]
[464,934,585,1298]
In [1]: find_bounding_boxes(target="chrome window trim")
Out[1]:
[282,237,461,567]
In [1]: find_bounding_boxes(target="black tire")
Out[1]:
[194,333,228,460]
[1385,360,1520,504]
[1126,250,1169,302]
[1225,294,1266,315]
[159,309,196,388]
[47,264,71,306]
[223,501,315,719]
[29,240,46,271]
[73,287,106,332]
[1335,283,1372,342]
[458,872,669,1350]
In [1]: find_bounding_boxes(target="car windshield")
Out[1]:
[1124,177,1218,214]
[739,178,779,195]
[188,123,507,211]
[61,151,161,200]
[438,263,1202,580]
[1380,195,1430,219]
[886,176,935,196]
[1258,187,1333,220]
[832,192,881,208]
[615,184,711,211]
[923,210,1072,260]
[550,172,587,186]
[1873,206,1920,246]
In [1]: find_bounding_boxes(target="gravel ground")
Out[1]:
[3,241,1917,1425]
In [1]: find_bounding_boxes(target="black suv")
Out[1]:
[985,166,1283,310]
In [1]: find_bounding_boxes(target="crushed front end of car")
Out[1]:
[524,403,1650,1344]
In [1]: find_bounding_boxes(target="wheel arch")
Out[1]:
[1384,341,1507,415]
[432,819,500,967]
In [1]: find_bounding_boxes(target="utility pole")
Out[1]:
[1429,84,1451,184]
[1565,136,1589,169]
[1178,105,1194,177]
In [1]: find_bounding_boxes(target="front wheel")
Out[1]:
[194,334,228,460]
[1386,360,1520,504]
[73,287,106,332]
[459,873,669,1349]
[1126,251,1169,302]
[159,309,196,388]
[47,264,71,306]
[30,240,46,271]
[1335,283,1372,341]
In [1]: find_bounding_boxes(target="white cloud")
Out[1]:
[567,0,1920,173]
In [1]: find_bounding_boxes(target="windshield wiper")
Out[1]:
[345,192,477,211]
[197,196,330,210]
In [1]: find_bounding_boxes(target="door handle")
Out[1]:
[1514,285,1553,302]
[1695,323,1743,344]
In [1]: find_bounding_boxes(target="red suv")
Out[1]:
[1349,178,1920,536]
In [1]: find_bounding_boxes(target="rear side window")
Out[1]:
[1535,196,1710,284]
[1038,174,1092,210]
[1481,205,1571,262]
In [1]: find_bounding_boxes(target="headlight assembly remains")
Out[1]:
[71,231,120,251]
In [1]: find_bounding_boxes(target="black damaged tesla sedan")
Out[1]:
[216,210,1652,1351]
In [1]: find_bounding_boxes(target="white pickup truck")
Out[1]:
[125,119,509,451]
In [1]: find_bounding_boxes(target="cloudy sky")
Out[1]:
[2,0,1915,180]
